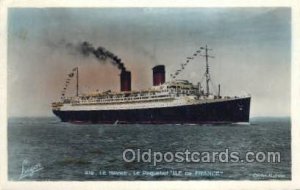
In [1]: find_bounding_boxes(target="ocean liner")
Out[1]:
[52,45,251,124]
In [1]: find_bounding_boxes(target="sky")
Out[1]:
[7,8,291,117]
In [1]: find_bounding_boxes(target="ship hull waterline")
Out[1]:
[53,97,251,124]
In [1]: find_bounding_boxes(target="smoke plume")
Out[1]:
[54,40,127,71]
[78,41,126,71]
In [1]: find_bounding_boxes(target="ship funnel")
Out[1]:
[120,70,131,91]
[152,65,165,86]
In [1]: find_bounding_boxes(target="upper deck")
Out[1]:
[52,80,201,108]
[52,79,251,110]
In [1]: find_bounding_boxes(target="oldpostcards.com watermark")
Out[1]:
[122,148,281,166]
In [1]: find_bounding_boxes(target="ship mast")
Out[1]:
[76,67,79,97]
[200,45,214,95]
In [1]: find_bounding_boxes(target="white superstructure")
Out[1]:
[52,80,248,111]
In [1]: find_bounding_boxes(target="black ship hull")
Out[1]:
[53,97,251,124]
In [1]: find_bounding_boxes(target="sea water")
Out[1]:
[8,117,291,180]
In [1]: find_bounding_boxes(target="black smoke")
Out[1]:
[79,41,126,71]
